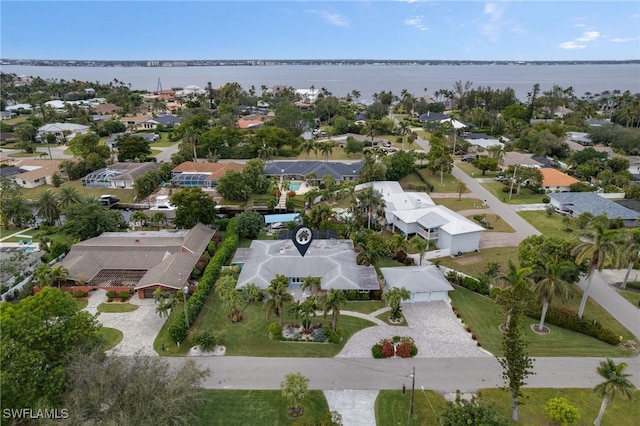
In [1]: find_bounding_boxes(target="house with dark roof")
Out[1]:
[461,132,503,150]
[56,223,215,299]
[171,161,244,188]
[81,162,160,189]
[264,161,363,183]
[153,114,183,127]
[549,192,639,227]
[119,115,160,131]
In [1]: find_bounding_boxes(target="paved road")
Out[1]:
[166,355,640,391]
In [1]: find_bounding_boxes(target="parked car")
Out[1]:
[461,157,475,162]
[494,176,507,181]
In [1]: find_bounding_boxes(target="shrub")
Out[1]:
[194,331,216,351]
[371,344,384,358]
[542,195,551,204]
[268,322,283,340]
[207,241,217,256]
[346,289,357,301]
[544,397,580,425]
[119,291,130,302]
[626,282,640,291]
[381,341,395,357]
[310,327,326,342]
[326,327,344,344]
[395,343,413,358]
[358,292,370,301]
[74,291,87,298]
[106,291,117,298]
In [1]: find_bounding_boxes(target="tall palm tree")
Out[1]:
[357,188,386,229]
[494,261,533,328]
[409,235,427,265]
[356,241,380,267]
[619,230,640,289]
[593,359,636,426]
[321,289,346,331]
[382,287,411,320]
[56,185,82,212]
[130,211,148,230]
[280,373,309,416]
[301,276,321,296]
[533,261,574,332]
[300,140,316,162]
[3,195,31,228]
[49,265,69,287]
[318,141,333,162]
[36,190,60,226]
[264,274,293,323]
[572,216,622,318]
[150,211,168,229]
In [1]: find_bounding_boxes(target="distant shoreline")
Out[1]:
[2,59,639,68]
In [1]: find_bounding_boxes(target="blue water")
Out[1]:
[289,182,302,191]
[23,247,35,253]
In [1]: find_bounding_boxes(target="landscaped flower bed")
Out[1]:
[281,323,328,342]
[372,336,418,358]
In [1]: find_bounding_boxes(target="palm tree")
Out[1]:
[36,190,60,226]
[318,141,333,162]
[533,261,574,332]
[264,274,293,323]
[356,241,380,266]
[130,211,148,230]
[153,288,175,319]
[300,140,316,162]
[280,373,309,417]
[409,235,427,265]
[572,216,622,318]
[301,276,321,297]
[382,287,411,320]
[32,264,53,287]
[150,211,168,229]
[391,233,408,253]
[593,359,636,426]
[49,265,69,286]
[494,261,533,329]
[357,188,386,229]
[3,195,31,228]
[321,289,346,331]
[619,230,640,289]
[456,181,467,201]
[56,185,82,212]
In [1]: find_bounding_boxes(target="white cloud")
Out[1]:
[611,37,638,43]
[479,2,508,42]
[576,31,600,42]
[558,41,586,50]
[404,15,428,31]
[484,2,504,21]
[307,10,349,28]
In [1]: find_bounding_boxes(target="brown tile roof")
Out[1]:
[94,103,122,114]
[172,161,244,178]
[236,114,273,129]
[13,160,62,181]
[540,168,580,187]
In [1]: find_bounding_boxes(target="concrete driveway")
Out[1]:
[85,289,166,356]
[336,301,491,359]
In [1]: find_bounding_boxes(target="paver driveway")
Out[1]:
[336,301,492,358]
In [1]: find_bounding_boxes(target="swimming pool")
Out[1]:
[288,182,302,191]
[23,247,36,253]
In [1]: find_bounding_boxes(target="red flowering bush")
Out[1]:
[381,341,395,358]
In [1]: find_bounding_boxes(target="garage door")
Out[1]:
[412,292,431,303]
[143,289,156,299]
[429,291,447,301]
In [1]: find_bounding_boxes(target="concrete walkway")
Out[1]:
[324,390,378,426]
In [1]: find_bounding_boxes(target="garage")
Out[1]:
[380,265,454,303]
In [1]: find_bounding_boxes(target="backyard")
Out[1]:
[518,210,577,239]
[482,181,547,205]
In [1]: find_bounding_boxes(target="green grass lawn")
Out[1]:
[448,285,635,357]
[456,161,504,179]
[19,180,136,203]
[150,133,179,147]
[196,390,331,426]
[375,389,448,426]
[417,168,462,193]
[375,311,408,326]
[518,210,577,239]
[432,197,488,211]
[617,288,640,309]
[98,327,123,351]
[0,226,22,239]
[466,214,516,233]
[480,388,640,426]
[378,257,406,268]
[399,172,426,191]
[482,182,547,204]
[75,299,88,310]
[435,247,520,279]
[155,294,376,357]
[97,302,139,313]
[344,300,386,314]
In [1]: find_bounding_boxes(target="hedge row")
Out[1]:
[526,304,619,345]
[169,222,239,344]
[446,272,491,296]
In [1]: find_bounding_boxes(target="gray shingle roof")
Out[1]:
[549,192,639,221]
[264,161,363,181]
[380,265,454,293]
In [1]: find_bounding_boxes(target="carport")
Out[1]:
[380,265,454,302]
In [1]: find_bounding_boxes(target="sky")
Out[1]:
[1,1,639,61]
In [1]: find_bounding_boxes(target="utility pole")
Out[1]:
[508,165,518,200]
[410,366,416,416]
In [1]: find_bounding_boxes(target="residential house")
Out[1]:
[380,265,454,302]
[37,123,90,142]
[106,132,159,149]
[567,131,592,146]
[549,192,639,227]
[153,114,182,127]
[0,111,15,119]
[10,159,63,188]
[94,103,123,115]
[418,112,467,129]
[539,168,580,192]
[119,115,160,131]
[236,113,274,129]
[81,162,160,189]
[56,223,215,299]
[264,161,363,183]
[295,88,320,103]
[171,161,244,188]
[232,239,379,294]
[461,132,503,151]
[0,132,17,143]
[372,181,484,256]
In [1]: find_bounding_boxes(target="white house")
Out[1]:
[380,265,454,303]
[372,181,484,255]
[295,87,320,103]
[37,123,90,142]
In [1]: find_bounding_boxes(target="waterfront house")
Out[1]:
[171,161,244,188]
[549,192,639,227]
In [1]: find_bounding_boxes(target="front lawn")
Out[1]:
[417,168,462,193]
[435,247,520,279]
[466,214,516,233]
[518,210,576,239]
[97,302,139,313]
[482,182,547,204]
[0,226,21,239]
[375,389,447,426]
[19,180,136,203]
[480,388,640,426]
[155,293,376,357]
[617,288,640,309]
[449,285,634,357]
[196,390,331,426]
[432,197,488,211]
[344,300,386,314]
[456,161,505,179]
